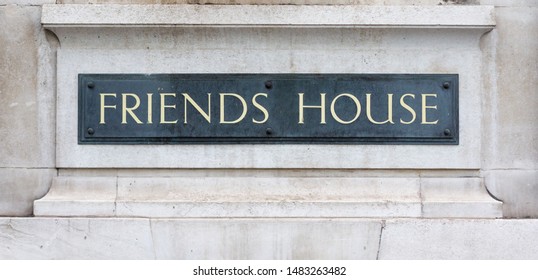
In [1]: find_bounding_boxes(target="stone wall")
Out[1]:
[0,2,56,216]
[481,4,538,218]
[0,0,537,259]
[1,0,535,217]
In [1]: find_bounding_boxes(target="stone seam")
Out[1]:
[375,219,385,260]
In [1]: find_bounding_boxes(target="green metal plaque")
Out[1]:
[79,74,458,144]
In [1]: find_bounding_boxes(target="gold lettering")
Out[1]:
[421,94,439,124]
[252,93,269,124]
[330,93,361,124]
[183,93,211,124]
[366,93,394,125]
[298,93,326,124]
[99,93,117,124]
[160,93,178,124]
[147,93,153,124]
[220,93,247,124]
[121,93,142,124]
[399,93,416,124]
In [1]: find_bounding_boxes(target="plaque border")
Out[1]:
[78,73,459,145]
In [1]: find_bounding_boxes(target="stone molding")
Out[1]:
[42,4,495,28]
[34,176,502,218]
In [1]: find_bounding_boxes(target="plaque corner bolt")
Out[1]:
[442,82,450,89]
[265,81,272,89]
[87,127,95,135]
[444,129,451,136]
[87,82,95,89]
[266,128,273,136]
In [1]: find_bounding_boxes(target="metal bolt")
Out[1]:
[265,81,272,89]
[442,82,450,89]
[87,128,95,135]
[266,128,273,135]
[444,129,451,136]
[87,82,95,89]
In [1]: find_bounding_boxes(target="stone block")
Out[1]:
[35,175,506,218]
[2,218,538,259]
[378,219,538,259]
[483,7,538,169]
[53,36,484,169]
[54,1,447,5]
[0,1,55,5]
[0,217,381,259]
[481,0,538,7]
[484,170,538,218]
[421,177,502,218]
[33,177,117,217]
[150,219,381,259]
[41,4,492,169]
[35,176,423,218]
[42,4,495,27]
[0,168,55,216]
[0,218,154,259]
[0,5,55,168]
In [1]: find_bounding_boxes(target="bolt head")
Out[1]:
[266,128,273,135]
[444,129,451,136]
[442,82,450,89]
[265,81,272,89]
[87,82,95,89]
[87,128,95,135]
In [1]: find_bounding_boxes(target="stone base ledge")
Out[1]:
[1,217,536,259]
[34,176,502,218]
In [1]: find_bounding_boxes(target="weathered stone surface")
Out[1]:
[480,6,538,217]
[49,17,488,169]
[421,177,502,218]
[34,176,423,217]
[485,170,538,218]
[0,218,154,259]
[0,0,536,261]
[0,4,56,217]
[0,5,55,168]
[0,1,55,5]
[52,0,535,5]
[0,217,381,259]
[115,177,422,218]
[481,0,538,6]
[5,0,535,7]
[35,175,501,218]
[42,4,495,27]
[2,217,538,259]
[53,0,464,5]
[0,168,55,216]
[379,219,538,259]
[151,219,381,259]
[484,7,538,170]
[33,176,116,217]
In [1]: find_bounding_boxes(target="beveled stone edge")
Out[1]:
[41,4,495,28]
[34,176,502,218]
